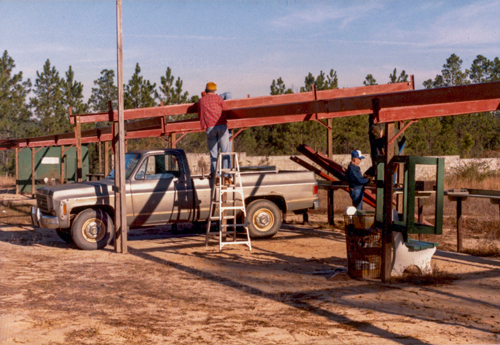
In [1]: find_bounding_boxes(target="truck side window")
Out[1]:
[136,154,181,180]
[134,157,151,180]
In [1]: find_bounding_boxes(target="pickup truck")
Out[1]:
[31,149,319,250]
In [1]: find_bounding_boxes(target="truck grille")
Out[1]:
[36,194,50,213]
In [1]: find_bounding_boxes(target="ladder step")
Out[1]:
[220,223,247,228]
[220,241,252,246]
[219,188,244,192]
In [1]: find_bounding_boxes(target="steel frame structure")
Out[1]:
[1,80,498,150]
[5,77,499,282]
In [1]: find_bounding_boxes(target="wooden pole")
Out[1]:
[60,145,65,184]
[396,121,404,213]
[71,107,83,183]
[15,147,19,194]
[98,141,102,173]
[418,197,423,241]
[171,133,176,149]
[457,198,463,252]
[30,147,42,196]
[104,141,110,177]
[115,0,127,254]
[382,121,395,282]
[31,148,35,196]
[328,187,334,225]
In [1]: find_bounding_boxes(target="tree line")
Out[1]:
[1,50,499,176]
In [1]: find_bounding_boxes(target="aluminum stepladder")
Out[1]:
[205,152,251,251]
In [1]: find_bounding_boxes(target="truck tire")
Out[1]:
[71,209,114,250]
[246,199,282,238]
[55,229,74,244]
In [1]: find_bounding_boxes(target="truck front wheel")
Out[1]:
[71,209,114,250]
[246,200,282,238]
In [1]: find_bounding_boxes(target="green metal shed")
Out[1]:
[17,146,89,193]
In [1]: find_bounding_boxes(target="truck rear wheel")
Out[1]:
[246,199,281,238]
[71,209,114,250]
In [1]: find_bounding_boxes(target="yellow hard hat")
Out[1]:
[205,82,217,92]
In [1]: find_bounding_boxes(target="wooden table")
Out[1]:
[445,188,500,252]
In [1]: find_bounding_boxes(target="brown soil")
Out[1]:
[0,202,499,344]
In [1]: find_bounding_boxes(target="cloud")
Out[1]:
[127,34,232,41]
[424,1,500,47]
[270,2,382,30]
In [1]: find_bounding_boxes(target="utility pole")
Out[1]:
[114,0,127,253]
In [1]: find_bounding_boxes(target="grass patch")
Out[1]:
[0,176,15,188]
[446,161,500,190]
[392,266,457,286]
[461,242,500,257]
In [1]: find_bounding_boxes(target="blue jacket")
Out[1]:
[346,162,369,189]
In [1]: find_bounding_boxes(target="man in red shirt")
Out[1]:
[198,82,231,177]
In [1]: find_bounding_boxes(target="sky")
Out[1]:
[1,0,499,101]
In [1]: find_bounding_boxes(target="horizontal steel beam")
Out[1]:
[69,81,413,124]
[226,82,500,123]
[379,98,500,123]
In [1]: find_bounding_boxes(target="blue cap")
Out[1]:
[351,150,365,159]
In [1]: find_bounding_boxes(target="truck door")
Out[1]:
[129,152,190,227]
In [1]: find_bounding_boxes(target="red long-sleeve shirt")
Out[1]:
[198,93,228,130]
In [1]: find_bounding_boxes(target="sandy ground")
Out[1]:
[0,203,499,345]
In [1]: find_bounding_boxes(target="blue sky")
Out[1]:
[1,0,499,101]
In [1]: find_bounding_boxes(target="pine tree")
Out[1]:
[30,59,71,135]
[270,77,292,95]
[388,68,408,83]
[363,74,377,86]
[88,69,117,112]
[469,55,490,83]
[0,51,33,175]
[61,65,88,115]
[158,67,189,105]
[315,69,338,90]
[124,63,157,109]
[0,51,33,138]
[300,73,315,92]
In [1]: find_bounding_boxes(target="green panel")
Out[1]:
[406,157,417,228]
[434,158,444,235]
[376,155,444,238]
[376,163,385,223]
[17,146,89,193]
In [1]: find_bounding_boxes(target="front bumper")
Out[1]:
[31,206,60,229]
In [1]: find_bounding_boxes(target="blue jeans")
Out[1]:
[206,124,231,175]
[349,186,364,210]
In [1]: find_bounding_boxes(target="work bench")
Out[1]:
[445,188,500,252]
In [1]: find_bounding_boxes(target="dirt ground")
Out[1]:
[0,199,499,344]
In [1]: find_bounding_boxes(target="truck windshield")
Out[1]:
[106,153,141,180]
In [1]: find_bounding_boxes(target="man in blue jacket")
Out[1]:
[346,150,370,210]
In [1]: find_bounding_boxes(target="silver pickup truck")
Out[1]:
[32,149,319,250]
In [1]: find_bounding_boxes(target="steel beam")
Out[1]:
[69,81,414,124]
[2,81,499,150]
[226,82,500,122]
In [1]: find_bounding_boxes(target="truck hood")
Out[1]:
[37,179,116,199]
